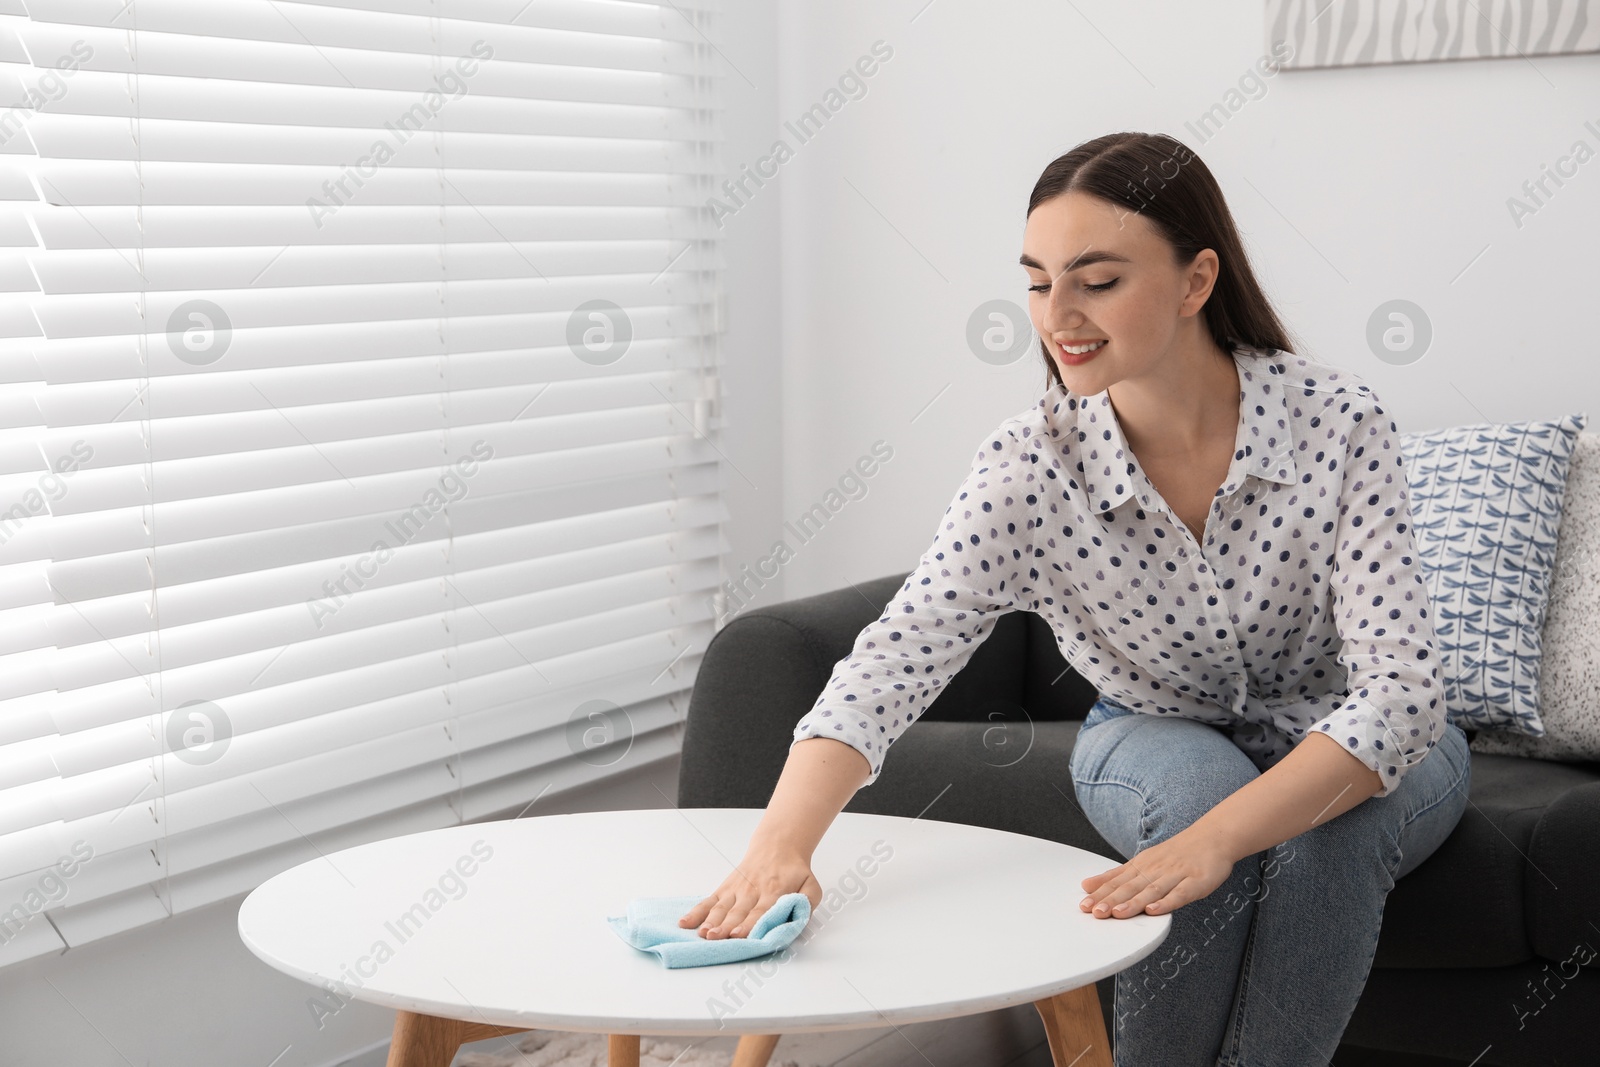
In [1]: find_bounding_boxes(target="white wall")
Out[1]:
[769,0,1600,607]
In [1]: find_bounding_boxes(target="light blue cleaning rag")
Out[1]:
[605,893,812,968]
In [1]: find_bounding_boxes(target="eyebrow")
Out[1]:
[1018,249,1132,273]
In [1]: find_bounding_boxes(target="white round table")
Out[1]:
[238,808,1168,1067]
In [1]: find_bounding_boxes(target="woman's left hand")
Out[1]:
[1079,828,1235,918]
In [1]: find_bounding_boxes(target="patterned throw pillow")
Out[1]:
[1399,414,1588,736]
[1472,432,1600,762]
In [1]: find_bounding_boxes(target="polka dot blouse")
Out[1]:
[791,346,1443,798]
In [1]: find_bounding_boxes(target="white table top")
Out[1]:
[237,808,1169,1036]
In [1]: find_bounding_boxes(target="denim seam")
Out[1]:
[1222,881,1262,1065]
[1073,776,1151,852]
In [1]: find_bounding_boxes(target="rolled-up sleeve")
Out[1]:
[1308,389,1445,797]
[790,426,1036,786]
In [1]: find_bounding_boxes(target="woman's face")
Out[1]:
[1020,190,1218,393]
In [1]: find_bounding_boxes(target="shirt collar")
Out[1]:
[1071,346,1299,517]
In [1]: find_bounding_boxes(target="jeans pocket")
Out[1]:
[1080,706,1106,733]
[1082,696,1134,730]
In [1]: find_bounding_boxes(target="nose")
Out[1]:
[1041,282,1088,335]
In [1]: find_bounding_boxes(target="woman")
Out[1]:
[678,131,1471,1066]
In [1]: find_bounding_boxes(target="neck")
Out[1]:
[1108,337,1240,459]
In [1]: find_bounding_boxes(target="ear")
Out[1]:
[1179,248,1221,316]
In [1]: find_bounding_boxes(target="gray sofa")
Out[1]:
[677,571,1600,1067]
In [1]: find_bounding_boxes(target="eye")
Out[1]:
[1027,278,1119,294]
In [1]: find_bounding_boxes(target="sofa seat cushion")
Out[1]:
[1375,750,1600,969]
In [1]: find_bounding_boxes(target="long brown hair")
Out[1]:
[1025,131,1300,394]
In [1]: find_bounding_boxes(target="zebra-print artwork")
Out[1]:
[1266,0,1600,69]
[1399,413,1588,737]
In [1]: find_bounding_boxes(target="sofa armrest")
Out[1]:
[676,575,910,809]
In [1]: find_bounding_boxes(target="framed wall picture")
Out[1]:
[1266,0,1600,69]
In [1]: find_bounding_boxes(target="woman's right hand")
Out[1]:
[677,845,823,939]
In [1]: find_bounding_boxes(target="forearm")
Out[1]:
[749,737,870,859]
[1186,731,1384,864]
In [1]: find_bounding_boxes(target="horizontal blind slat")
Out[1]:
[18,22,719,105]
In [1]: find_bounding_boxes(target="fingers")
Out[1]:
[1081,866,1181,918]
[1078,862,1138,907]
[681,864,819,938]
[677,894,718,928]
[1101,875,1184,917]
[1079,862,1162,917]
[701,887,765,939]
[1079,869,1116,893]
[1079,834,1234,919]
[724,894,779,938]
[699,896,736,937]
[1139,883,1190,915]
[706,889,787,938]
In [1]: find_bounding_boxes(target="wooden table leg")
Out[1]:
[385,1010,530,1067]
[608,1033,641,1066]
[1034,984,1112,1067]
[732,1033,782,1067]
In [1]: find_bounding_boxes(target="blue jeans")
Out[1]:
[1069,696,1472,1067]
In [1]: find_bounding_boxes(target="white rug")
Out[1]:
[453,1029,815,1067]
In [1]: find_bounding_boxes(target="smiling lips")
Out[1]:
[1058,339,1107,364]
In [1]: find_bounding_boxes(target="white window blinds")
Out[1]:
[0,0,726,966]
